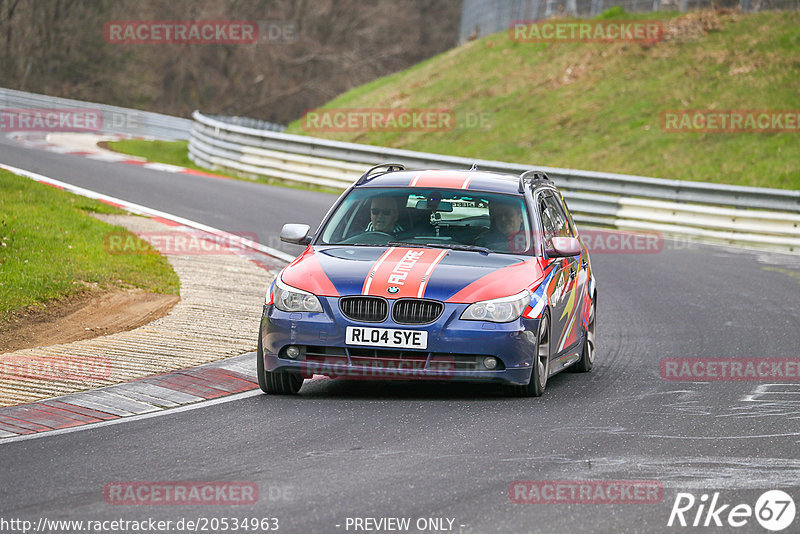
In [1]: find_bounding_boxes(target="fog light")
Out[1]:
[285,345,300,359]
[483,356,498,370]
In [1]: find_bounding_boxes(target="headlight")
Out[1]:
[272,278,323,313]
[460,290,530,323]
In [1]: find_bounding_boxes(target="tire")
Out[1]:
[257,330,303,395]
[570,295,596,373]
[504,311,550,397]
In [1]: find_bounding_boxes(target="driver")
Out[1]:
[366,196,405,234]
[474,198,527,252]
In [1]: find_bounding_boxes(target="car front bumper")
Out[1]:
[260,298,542,386]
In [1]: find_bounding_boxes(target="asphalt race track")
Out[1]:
[2,136,800,533]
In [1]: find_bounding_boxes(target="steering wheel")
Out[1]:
[341,231,393,245]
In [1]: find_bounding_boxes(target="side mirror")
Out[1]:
[547,236,581,257]
[280,224,312,245]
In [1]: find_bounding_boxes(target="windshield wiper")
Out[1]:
[388,241,435,248]
[426,243,491,254]
[388,241,491,254]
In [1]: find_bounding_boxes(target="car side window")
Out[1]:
[554,192,577,237]
[558,194,578,237]
[538,196,557,250]
[543,194,572,239]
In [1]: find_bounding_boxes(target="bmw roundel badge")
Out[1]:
[387,287,399,294]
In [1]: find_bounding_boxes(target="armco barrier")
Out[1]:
[189,111,800,254]
[1,87,193,140]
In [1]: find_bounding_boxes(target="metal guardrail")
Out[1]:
[206,114,286,133]
[189,111,800,253]
[0,87,192,140]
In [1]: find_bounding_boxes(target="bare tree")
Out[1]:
[0,0,461,124]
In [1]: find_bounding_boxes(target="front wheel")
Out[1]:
[504,311,550,397]
[257,330,303,395]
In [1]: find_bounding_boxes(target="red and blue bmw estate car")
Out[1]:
[257,164,597,397]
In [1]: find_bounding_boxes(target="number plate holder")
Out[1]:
[345,326,428,350]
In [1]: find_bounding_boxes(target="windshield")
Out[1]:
[319,187,534,254]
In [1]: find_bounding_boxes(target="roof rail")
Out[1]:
[355,163,406,186]
[518,169,551,193]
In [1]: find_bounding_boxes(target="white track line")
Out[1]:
[0,162,295,263]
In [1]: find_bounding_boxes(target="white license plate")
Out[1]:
[345,326,428,350]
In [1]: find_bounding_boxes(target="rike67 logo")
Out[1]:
[668,490,796,531]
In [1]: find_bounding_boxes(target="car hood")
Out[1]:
[280,245,546,303]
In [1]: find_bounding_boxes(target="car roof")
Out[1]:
[356,169,529,195]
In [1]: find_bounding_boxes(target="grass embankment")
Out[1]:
[287,9,799,189]
[0,169,180,321]
[103,139,212,174]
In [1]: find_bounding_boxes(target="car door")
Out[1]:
[557,191,593,352]
[541,192,582,358]
[536,192,567,359]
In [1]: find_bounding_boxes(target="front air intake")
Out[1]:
[392,298,444,325]
[339,296,389,323]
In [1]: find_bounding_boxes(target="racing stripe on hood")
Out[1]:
[362,247,449,298]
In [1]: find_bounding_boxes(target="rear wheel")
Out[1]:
[504,311,550,397]
[571,295,596,373]
[257,330,303,395]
